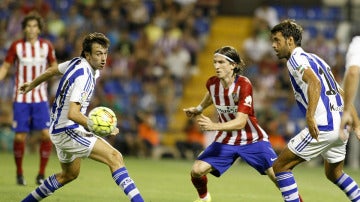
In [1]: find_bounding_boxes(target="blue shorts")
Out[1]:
[198,141,277,177]
[13,102,50,133]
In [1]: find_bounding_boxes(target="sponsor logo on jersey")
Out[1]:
[232,92,239,103]
[244,95,252,106]
[215,105,238,114]
[329,103,343,112]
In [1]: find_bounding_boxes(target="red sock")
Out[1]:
[191,175,208,198]
[39,139,52,175]
[13,141,25,176]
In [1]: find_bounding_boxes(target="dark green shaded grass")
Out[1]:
[0,152,358,201]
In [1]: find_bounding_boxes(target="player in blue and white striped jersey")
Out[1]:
[19,32,144,202]
[270,20,360,202]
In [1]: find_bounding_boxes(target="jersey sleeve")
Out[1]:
[45,40,57,64]
[58,60,71,74]
[237,77,254,115]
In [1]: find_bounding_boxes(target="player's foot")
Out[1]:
[193,193,211,202]
[17,175,26,186]
[36,174,45,185]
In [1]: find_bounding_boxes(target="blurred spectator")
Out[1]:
[136,110,160,158]
[254,0,279,28]
[0,105,14,152]
[176,119,205,159]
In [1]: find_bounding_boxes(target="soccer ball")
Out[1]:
[87,106,117,136]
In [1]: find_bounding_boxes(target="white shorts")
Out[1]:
[288,128,347,163]
[50,129,98,163]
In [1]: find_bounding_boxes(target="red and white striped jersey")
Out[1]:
[5,38,56,103]
[206,75,269,145]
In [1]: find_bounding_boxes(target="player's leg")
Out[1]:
[191,160,212,202]
[191,142,236,202]
[14,132,27,185]
[32,102,52,184]
[273,147,305,202]
[13,102,31,185]
[322,130,360,201]
[35,129,52,184]
[89,137,144,202]
[21,159,81,202]
[324,160,360,201]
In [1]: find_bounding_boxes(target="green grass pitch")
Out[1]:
[0,152,359,201]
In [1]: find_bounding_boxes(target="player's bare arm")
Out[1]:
[0,62,11,81]
[338,85,360,140]
[19,63,61,94]
[184,92,212,118]
[302,68,320,141]
[197,112,248,131]
[68,102,90,130]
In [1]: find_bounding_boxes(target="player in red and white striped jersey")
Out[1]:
[184,46,279,202]
[0,12,57,186]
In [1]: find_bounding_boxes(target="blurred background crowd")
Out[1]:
[0,0,359,168]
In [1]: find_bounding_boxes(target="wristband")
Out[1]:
[196,105,203,112]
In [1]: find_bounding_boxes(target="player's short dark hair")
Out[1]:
[271,19,303,46]
[214,46,245,75]
[22,11,44,31]
[81,32,110,57]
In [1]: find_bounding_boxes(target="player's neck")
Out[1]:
[220,76,235,89]
[26,37,38,45]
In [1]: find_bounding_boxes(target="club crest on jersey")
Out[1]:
[244,95,252,106]
[232,93,239,102]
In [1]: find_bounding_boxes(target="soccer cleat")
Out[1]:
[193,193,211,202]
[36,174,45,185]
[17,175,26,186]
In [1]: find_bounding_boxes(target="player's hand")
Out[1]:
[110,127,119,135]
[183,107,202,118]
[340,110,353,130]
[306,116,319,141]
[339,111,352,141]
[353,126,360,141]
[19,82,32,94]
[197,114,213,131]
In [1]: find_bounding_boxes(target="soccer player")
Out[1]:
[0,11,56,185]
[184,46,280,202]
[19,32,144,202]
[270,19,360,202]
[340,35,360,140]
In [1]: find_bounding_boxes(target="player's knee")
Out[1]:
[108,149,124,169]
[191,164,205,177]
[14,133,27,142]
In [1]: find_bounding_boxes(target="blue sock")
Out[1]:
[276,172,300,202]
[335,173,360,202]
[22,174,62,202]
[112,167,144,202]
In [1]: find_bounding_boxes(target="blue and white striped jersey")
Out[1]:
[287,47,343,131]
[49,57,99,134]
